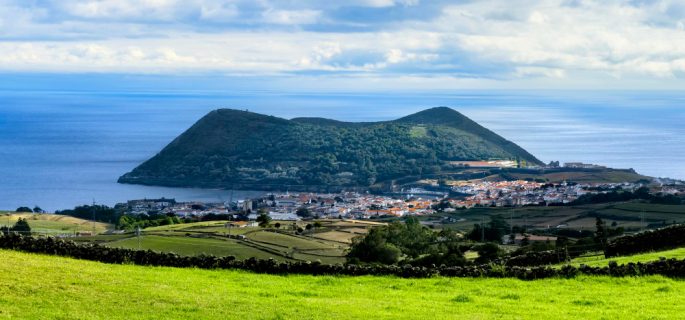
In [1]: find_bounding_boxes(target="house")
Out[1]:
[226,221,258,228]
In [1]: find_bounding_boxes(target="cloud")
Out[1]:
[1,0,685,89]
[262,9,321,25]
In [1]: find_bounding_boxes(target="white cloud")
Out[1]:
[1,0,685,89]
[262,9,321,25]
[61,0,180,20]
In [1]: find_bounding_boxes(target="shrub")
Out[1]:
[605,224,685,257]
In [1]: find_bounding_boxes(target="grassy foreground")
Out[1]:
[0,250,684,319]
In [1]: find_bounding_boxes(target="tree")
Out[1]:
[274,222,281,229]
[15,207,32,213]
[594,217,608,248]
[256,214,272,228]
[467,215,509,243]
[11,218,31,234]
[474,243,504,264]
[347,228,401,264]
[313,221,322,229]
[32,206,44,213]
[295,207,312,218]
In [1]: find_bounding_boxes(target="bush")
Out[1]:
[605,224,685,257]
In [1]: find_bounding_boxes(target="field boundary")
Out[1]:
[2,234,685,280]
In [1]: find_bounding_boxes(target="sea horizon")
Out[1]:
[1,88,683,212]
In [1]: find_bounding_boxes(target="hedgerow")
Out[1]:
[2,234,685,279]
[606,224,685,257]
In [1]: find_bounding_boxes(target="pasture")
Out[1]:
[557,248,685,268]
[431,201,685,232]
[0,212,112,235]
[71,219,375,264]
[0,249,683,319]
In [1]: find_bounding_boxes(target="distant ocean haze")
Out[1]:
[0,90,683,211]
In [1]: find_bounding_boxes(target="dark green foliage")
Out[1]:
[347,217,466,266]
[346,229,402,264]
[32,206,43,213]
[595,217,608,248]
[119,108,542,189]
[15,207,32,213]
[55,205,120,224]
[474,243,504,264]
[3,218,32,235]
[606,224,685,257]
[256,214,271,228]
[296,207,312,218]
[467,215,510,242]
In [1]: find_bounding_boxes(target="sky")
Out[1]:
[1,0,685,91]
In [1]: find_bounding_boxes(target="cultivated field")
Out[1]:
[73,219,378,264]
[0,249,683,319]
[0,212,112,235]
[429,201,685,232]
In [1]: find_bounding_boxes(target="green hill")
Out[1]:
[119,107,542,190]
[1,249,683,319]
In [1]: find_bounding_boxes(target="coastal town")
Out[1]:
[118,178,682,221]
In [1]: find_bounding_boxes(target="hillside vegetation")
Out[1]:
[0,212,111,235]
[0,249,683,319]
[119,107,542,190]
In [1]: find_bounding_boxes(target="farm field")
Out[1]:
[70,219,368,264]
[429,201,685,232]
[0,212,112,235]
[104,235,284,261]
[1,249,684,319]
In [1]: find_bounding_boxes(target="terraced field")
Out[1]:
[70,219,380,264]
[104,235,282,260]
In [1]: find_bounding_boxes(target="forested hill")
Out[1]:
[118,107,543,190]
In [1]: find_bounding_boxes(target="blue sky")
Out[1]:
[2,0,685,91]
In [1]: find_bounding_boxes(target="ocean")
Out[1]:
[1,89,683,211]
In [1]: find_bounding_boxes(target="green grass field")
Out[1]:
[72,220,360,264]
[0,249,684,319]
[104,235,283,261]
[0,212,112,235]
[558,248,685,268]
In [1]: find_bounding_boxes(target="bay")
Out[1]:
[1,89,683,211]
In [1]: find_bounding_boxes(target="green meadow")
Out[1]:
[1,249,684,319]
[557,248,685,268]
[0,212,112,235]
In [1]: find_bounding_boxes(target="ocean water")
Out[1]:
[1,89,683,211]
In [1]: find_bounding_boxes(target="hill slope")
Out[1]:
[119,107,542,190]
[1,249,683,319]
